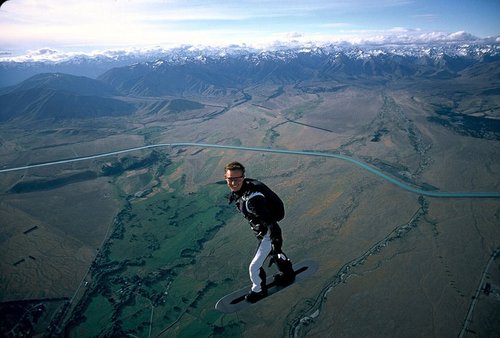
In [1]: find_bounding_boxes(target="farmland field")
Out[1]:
[1,80,499,337]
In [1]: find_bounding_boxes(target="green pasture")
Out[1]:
[69,295,114,337]
[67,162,241,337]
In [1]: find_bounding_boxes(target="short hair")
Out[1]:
[224,161,245,175]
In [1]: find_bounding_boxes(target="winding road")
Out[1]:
[1,142,500,198]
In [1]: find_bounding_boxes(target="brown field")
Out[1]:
[0,81,499,337]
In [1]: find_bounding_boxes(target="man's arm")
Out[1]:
[246,195,278,238]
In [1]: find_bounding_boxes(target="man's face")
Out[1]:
[225,169,244,192]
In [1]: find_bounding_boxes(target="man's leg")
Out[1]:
[247,233,272,300]
[269,225,295,285]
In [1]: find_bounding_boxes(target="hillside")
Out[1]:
[0,73,134,121]
[1,73,118,97]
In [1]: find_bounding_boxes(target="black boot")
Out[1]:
[245,290,267,303]
[273,257,295,286]
[246,268,268,303]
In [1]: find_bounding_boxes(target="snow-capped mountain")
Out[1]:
[1,42,498,88]
[94,43,499,96]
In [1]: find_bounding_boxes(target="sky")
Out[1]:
[0,0,499,57]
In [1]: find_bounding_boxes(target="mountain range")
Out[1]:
[97,45,500,96]
[0,43,498,121]
[1,42,498,86]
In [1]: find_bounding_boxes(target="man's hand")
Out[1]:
[250,221,268,239]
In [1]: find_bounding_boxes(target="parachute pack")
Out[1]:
[244,179,285,222]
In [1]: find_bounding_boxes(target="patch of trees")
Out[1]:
[428,106,500,140]
[101,150,168,176]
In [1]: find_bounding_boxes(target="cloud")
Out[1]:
[411,13,440,21]
[1,0,497,56]
[1,29,496,63]
[448,31,477,41]
[322,22,352,29]
[27,48,58,56]
[285,32,304,39]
